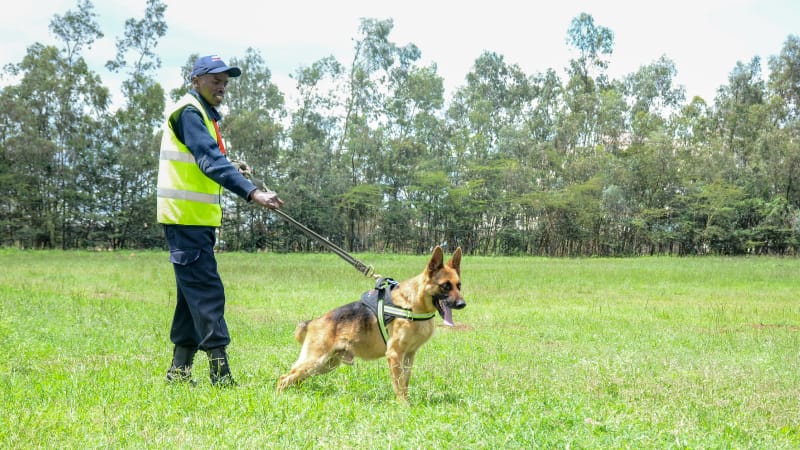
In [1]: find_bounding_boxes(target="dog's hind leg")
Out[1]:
[276,351,343,392]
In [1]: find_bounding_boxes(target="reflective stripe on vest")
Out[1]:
[157,187,221,204]
[157,93,224,226]
[160,149,196,164]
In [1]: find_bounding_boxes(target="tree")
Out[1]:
[714,57,767,173]
[380,64,446,251]
[282,56,348,252]
[768,34,800,122]
[766,35,800,210]
[562,12,614,150]
[337,18,423,250]
[0,0,109,248]
[624,55,685,145]
[223,48,287,250]
[102,0,167,249]
[446,51,534,252]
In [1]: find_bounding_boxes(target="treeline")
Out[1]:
[2,0,800,256]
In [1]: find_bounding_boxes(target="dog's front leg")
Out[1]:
[400,351,416,396]
[386,348,409,403]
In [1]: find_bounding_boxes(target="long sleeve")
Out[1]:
[172,105,257,201]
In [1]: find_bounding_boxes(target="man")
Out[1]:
[157,54,283,386]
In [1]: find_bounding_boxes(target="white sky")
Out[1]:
[2,0,798,110]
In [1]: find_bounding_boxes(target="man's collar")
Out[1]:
[189,90,221,121]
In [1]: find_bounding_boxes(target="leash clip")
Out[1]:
[364,265,383,280]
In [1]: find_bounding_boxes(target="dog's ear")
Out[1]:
[448,247,462,275]
[427,246,444,274]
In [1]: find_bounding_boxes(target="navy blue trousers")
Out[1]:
[164,224,230,351]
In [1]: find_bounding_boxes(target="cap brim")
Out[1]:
[208,66,241,77]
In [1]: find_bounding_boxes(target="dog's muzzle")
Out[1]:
[435,295,466,326]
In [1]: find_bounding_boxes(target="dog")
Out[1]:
[276,246,465,402]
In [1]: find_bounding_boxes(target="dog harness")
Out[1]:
[360,277,435,344]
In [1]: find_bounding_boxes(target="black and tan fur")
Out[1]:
[276,246,465,402]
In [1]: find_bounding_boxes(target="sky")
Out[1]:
[1,0,798,111]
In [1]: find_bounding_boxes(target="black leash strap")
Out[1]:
[240,171,379,279]
[271,208,380,279]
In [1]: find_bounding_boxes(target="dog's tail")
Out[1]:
[294,320,310,343]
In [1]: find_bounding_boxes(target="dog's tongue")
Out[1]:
[441,302,455,326]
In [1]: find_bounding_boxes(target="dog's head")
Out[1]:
[425,246,466,326]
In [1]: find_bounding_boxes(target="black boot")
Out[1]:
[166,345,197,385]
[207,346,236,387]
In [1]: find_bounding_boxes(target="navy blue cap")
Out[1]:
[190,55,241,78]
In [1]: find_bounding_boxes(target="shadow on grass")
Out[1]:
[276,371,464,406]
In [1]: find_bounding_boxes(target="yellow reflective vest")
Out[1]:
[157,94,223,226]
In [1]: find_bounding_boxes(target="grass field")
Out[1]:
[1,249,799,448]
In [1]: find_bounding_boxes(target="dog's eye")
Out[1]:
[456,282,461,291]
[440,282,452,292]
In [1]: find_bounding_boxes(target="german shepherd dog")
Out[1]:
[276,246,465,402]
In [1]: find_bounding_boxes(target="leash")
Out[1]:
[236,166,380,280]
[270,208,381,280]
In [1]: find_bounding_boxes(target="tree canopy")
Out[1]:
[2,1,799,256]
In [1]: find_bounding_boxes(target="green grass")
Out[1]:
[1,249,799,448]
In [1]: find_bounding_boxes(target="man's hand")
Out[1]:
[250,189,284,210]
